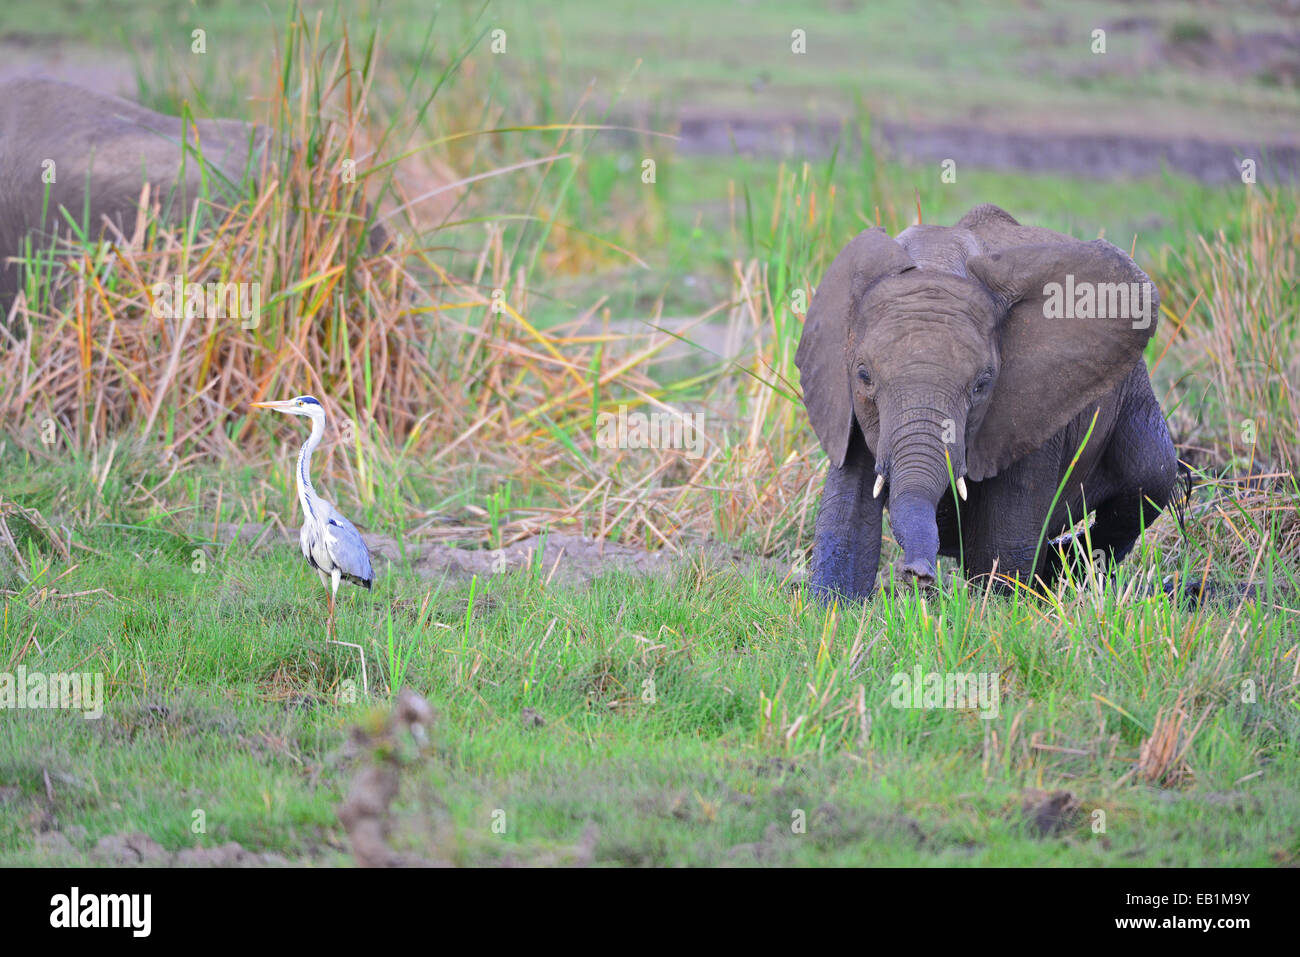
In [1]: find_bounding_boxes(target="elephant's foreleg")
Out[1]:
[807,430,883,602]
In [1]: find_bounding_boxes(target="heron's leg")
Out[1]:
[328,569,342,633]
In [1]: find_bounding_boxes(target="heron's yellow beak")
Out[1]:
[250,400,297,411]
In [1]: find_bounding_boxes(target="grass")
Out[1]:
[0,0,1298,866]
[8,0,1298,142]
[2,517,1297,866]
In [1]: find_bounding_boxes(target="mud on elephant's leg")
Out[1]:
[807,429,883,602]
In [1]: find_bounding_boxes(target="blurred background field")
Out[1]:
[2,0,1297,550]
[0,0,1297,866]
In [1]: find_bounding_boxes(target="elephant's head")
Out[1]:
[796,213,1158,587]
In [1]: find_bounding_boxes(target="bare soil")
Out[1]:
[671,109,1300,185]
[213,523,781,586]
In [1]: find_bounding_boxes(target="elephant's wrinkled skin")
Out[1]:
[0,77,271,311]
[796,204,1180,600]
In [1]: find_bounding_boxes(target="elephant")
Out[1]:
[796,203,1181,601]
[0,77,273,313]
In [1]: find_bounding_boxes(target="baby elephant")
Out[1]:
[0,77,270,311]
[796,203,1180,600]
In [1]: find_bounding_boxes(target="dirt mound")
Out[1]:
[212,523,779,586]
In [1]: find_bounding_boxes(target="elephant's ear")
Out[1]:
[964,239,1160,481]
[796,228,914,468]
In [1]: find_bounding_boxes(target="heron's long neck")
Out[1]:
[296,413,326,520]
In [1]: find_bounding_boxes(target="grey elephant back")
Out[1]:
[0,77,270,308]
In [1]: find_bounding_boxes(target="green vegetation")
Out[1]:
[2,517,1296,866]
[0,0,1296,865]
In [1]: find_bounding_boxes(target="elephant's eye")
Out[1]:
[972,371,994,396]
[857,367,872,386]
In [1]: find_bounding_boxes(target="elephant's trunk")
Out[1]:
[883,425,954,587]
[889,492,941,585]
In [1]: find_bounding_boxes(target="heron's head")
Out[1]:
[250,395,325,421]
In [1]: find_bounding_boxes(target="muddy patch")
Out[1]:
[666,109,1300,185]
[213,523,780,587]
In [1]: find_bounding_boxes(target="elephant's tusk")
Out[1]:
[873,474,885,499]
[956,476,968,501]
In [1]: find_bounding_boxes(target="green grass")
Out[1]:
[1,0,1297,868]
[10,0,1295,142]
[531,147,1269,325]
[1,506,1296,866]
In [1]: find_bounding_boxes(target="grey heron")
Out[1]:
[251,396,374,625]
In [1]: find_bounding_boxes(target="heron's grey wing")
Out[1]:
[319,502,374,586]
